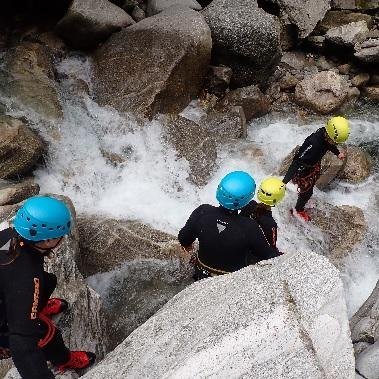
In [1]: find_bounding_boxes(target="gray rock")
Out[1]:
[271,0,331,38]
[354,38,379,63]
[316,150,346,189]
[294,70,349,114]
[0,116,45,179]
[350,280,379,344]
[279,72,299,90]
[202,0,281,88]
[93,6,212,117]
[204,65,233,97]
[5,366,79,379]
[215,85,271,121]
[83,251,355,379]
[131,5,146,21]
[331,0,379,10]
[77,215,193,348]
[0,180,40,206]
[354,342,371,357]
[362,86,379,103]
[77,216,184,277]
[338,63,352,75]
[201,106,247,140]
[1,42,62,120]
[356,340,379,379]
[338,145,372,183]
[325,21,369,48]
[44,197,110,358]
[315,10,373,34]
[311,205,367,264]
[147,0,202,16]
[351,73,370,87]
[164,115,218,186]
[56,0,135,50]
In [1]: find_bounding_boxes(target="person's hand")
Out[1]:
[338,152,346,160]
[181,244,193,253]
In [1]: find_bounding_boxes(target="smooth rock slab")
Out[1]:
[83,251,355,379]
[147,0,202,16]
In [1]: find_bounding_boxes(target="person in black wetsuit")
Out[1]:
[240,177,286,255]
[0,196,95,379]
[178,171,279,280]
[282,116,350,221]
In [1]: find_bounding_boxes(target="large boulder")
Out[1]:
[83,251,355,379]
[351,280,379,379]
[311,205,367,264]
[315,10,373,34]
[350,280,379,344]
[268,0,331,38]
[56,0,135,50]
[1,42,62,119]
[0,180,40,206]
[338,145,372,183]
[215,85,271,121]
[331,0,379,10]
[202,0,281,88]
[325,21,369,48]
[354,38,379,63]
[77,216,186,277]
[0,116,45,179]
[93,6,212,117]
[362,86,379,103]
[294,71,349,114]
[147,0,202,16]
[77,216,193,349]
[164,115,218,186]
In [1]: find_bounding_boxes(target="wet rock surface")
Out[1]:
[0,42,63,120]
[94,6,211,117]
[0,116,45,179]
[147,0,202,16]
[0,180,40,205]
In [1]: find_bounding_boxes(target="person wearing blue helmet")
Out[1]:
[178,171,279,280]
[0,196,95,378]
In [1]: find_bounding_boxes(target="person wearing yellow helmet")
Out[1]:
[282,116,350,221]
[240,177,286,255]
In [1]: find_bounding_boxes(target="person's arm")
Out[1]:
[178,205,204,248]
[328,143,340,157]
[283,160,302,184]
[6,265,54,378]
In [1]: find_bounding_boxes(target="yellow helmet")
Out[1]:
[325,116,350,144]
[257,177,286,207]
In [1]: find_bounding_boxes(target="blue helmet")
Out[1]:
[13,196,72,241]
[216,171,256,210]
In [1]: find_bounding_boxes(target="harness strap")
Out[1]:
[197,257,230,276]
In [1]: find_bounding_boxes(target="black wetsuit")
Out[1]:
[178,205,278,279]
[283,127,340,211]
[0,228,70,379]
[240,200,281,254]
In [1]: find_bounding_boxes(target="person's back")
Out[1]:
[178,171,278,280]
[179,204,276,273]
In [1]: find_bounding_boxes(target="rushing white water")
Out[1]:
[3,54,379,318]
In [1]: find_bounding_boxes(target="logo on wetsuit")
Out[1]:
[31,278,40,320]
[216,219,228,233]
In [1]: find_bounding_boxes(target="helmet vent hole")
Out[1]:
[32,224,37,227]
[42,224,46,228]
[48,228,54,231]
[29,229,37,237]
[67,221,71,228]
[26,217,30,221]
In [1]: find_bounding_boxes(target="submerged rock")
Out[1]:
[93,6,212,117]
[83,251,355,379]
[0,116,45,179]
[56,0,135,50]
[202,0,281,87]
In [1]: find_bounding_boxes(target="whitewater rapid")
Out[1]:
[4,54,379,318]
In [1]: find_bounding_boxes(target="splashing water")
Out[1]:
[2,54,379,317]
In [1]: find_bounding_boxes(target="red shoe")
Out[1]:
[41,298,68,318]
[58,351,96,372]
[290,209,311,222]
